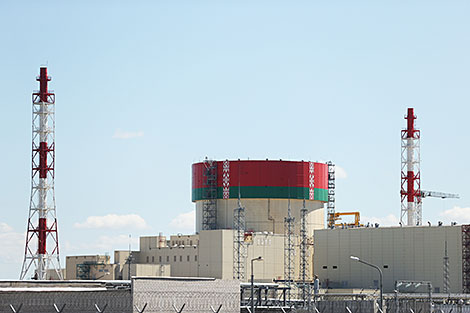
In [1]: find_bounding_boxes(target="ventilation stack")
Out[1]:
[20,67,62,280]
[400,108,422,226]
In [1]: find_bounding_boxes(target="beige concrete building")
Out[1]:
[65,231,306,283]
[128,230,303,282]
[66,255,116,280]
[313,225,465,293]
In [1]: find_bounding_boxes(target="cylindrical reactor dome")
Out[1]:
[192,160,328,235]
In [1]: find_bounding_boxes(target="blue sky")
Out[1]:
[0,1,469,279]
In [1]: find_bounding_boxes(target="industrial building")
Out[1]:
[67,159,329,285]
[313,225,468,293]
[65,255,116,280]
[62,157,469,300]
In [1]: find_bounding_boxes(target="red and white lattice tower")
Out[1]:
[20,67,62,280]
[400,108,422,226]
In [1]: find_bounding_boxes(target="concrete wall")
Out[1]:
[313,225,463,293]
[132,277,240,313]
[0,290,131,313]
[196,198,324,235]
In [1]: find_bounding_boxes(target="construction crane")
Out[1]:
[421,190,459,199]
[329,212,363,228]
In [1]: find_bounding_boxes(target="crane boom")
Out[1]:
[421,190,460,199]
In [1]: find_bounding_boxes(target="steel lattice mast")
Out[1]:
[298,199,310,303]
[20,67,63,280]
[400,108,422,226]
[284,197,295,302]
[326,161,335,228]
[202,159,217,230]
[233,198,246,280]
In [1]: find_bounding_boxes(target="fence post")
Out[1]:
[95,303,108,313]
[376,302,384,313]
[53,303,66,313]
[172,303,186,313]
[134,303,148,313]
[210,305,223,313]
[9,304,22,313]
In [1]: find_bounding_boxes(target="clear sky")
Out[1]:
[0,1,469,279]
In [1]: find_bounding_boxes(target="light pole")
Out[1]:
[251,256,263,313]
[350,256,383,311]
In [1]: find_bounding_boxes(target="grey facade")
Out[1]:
[313,225,464,293]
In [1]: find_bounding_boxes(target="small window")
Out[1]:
[190,240,193,246]
[332,266,338,269]
[174,256,176,262]
[180,256,182,262]
[146,256,149,263]
[383,265,389,269]
[159,256,162,263]
[322,266,327,269]
[195,255,198,262]
[152,256,155,263]
[166,256,169,262]
[187,255,190,262]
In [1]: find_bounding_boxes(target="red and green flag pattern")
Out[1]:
[192,160,328,202]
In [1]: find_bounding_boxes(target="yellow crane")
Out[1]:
[327,212,363,228]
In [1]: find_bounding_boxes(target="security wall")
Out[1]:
[0,290,131,313]
[313,226,463,293]
[132,277,239,313]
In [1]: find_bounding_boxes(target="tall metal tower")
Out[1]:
[400,108,422,226]
[462,225,470,293]
[202,159,217,230]
[298,199,310,303]
[20,67,62,280]
[284,198,295,302]
[233,198,246,280]
[443,241,450,293]
[327,161,336,228]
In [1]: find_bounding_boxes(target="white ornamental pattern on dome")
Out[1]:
[309,162,315,200]
[223,160,230,199]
